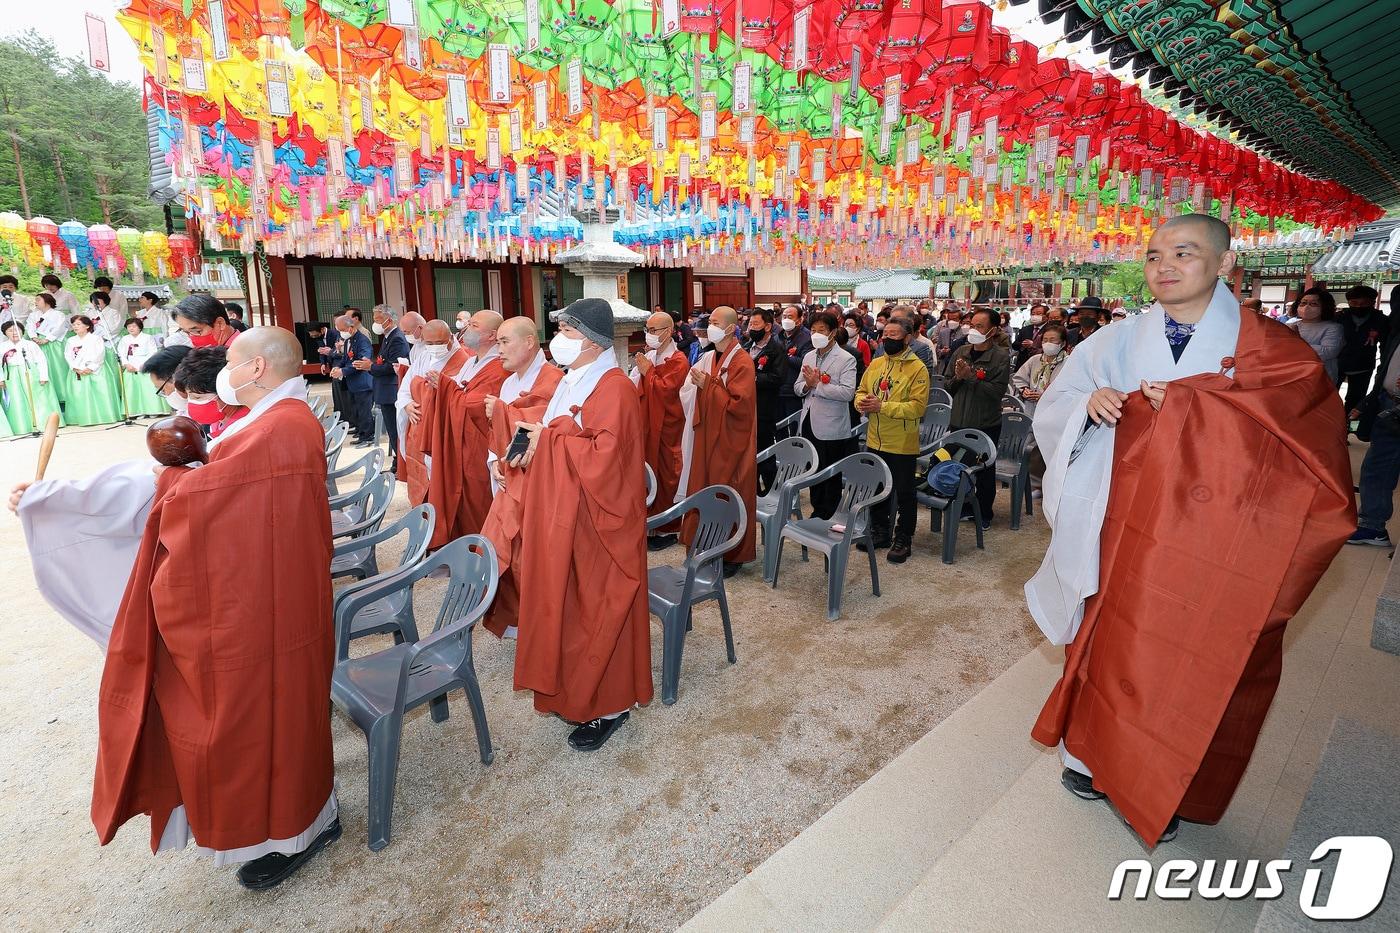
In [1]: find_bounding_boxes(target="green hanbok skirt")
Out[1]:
[64,355,123,426]
[1,361,64,434]
[38,339,73,403]
[121,362,169,416]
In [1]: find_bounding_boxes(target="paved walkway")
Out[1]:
[685,471,1400,931]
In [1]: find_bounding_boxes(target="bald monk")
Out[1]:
[397,320,456,503]
[422,310,507,546]
[683,305,757,576]
[479,317,564,638]
[481,297,652,750]
[87,327,336,889]
[632,311,690,550]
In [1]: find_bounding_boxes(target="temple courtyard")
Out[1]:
[1,413,1396,931]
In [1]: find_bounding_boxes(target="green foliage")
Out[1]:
[0,31,161,229]
[1102,261,1149,303]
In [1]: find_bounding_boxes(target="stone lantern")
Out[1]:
[550,207,650,367]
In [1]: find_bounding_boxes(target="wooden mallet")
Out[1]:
[33,412,60,481]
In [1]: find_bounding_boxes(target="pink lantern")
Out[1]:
[87,223,125,275]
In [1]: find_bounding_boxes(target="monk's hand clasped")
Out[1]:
[1140,380,1167,412]
[1087,387,1130,425]
[483,395,497,419]
[690,368,710,390]
[633,352,653,376]
[424,369,440,389]
[508,422,543,469]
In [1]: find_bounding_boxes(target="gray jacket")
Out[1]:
[794,345,859,440]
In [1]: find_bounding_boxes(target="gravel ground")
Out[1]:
[0,411,1049,931]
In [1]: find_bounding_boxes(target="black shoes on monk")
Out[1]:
[647,533,678,552]
[235,818,342,891]
[568,711,629,751]
[1061,767,1107,801]
[722,561,744,578]
[1062,768,1182,845]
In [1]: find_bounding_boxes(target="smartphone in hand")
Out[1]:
[505,426,531,464]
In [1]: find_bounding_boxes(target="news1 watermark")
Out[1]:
[1108,836,1394,920]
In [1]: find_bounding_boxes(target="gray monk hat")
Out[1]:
[556,297,614,348]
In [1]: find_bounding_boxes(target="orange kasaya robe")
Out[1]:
[402,374,434,504]
[480,367,654,722]
[636,348,689,522]
[683,342,757,564]
[1032,310,1355,845]
[480,359,564,638]
[423,352,508,548]
[92,399,335,852]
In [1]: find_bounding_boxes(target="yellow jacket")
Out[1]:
[856,349,930,455]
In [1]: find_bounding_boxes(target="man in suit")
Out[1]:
[743,307,789,490]
[368,304,410,472]
[1067,297,1104,346]
[1013,301,1050,367]
[775,304,813,433]
[330,313,374,445]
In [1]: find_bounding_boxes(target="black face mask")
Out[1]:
[748,328,766,341]
[882,337,906,357]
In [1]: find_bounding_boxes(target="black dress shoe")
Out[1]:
[1060,767,1106,801]
[857,534,892,552]
[886,540,911,563]
[647,533,678,552]
[568,711,629,751]
[722,561,744,578]
[354,439,374,449]
[235,818,342,890]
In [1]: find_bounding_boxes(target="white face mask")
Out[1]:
[455,317,468,331]
[1041,342,1063,357]
[780,318,797,333]
[405,334,419,346]
[810,332,831,350]
[1029,315,1044,325]
[167,390,188,414]
[549,332,584,367]
[706,324,728,344]
[215,357,256,406]
[460,328,483,350]
[965,330,988,347]
[845,324,859,339]
[644,332,662,350]
[422,343,450,360]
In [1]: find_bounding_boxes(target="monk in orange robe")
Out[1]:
[479,316,562,638]
[397,320,456,504]
[422,310,507,547]
[89,328,340,890]
[683,305,757,573]
[1027,215,1355,846]
[481,298,652,751]
[632,310,690,548]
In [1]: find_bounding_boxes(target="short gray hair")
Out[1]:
[373,303,398,324]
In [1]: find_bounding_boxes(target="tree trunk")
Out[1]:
[9,132,30,218]
[49,142,73,218]
[94,171,113,225]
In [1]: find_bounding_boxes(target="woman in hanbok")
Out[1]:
[90,291,124,346]
[116,318,167,416]
[31,292,73,404]
[63,315,122,425]
[0,320,64,434]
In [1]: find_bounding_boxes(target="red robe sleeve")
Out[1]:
[685,350,757,563]
[637,352,689,517]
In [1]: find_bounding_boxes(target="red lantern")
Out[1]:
[167,232,197,277]
[27,216,65,269]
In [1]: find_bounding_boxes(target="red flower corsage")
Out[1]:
[569,405,582,415]
[757,358,767,369]
[819,372,831,384]
[375,356,384,364]
[974,367,987,381]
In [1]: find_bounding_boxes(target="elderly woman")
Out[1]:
[1287,286,1344,383]
[63,315,123,425]
[1011,323,1071,418]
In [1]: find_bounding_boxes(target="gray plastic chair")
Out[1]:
[995,411,1035,530]
[755,436,819,584]
[774,409,801,440]
[928,387,953,408]
[324,419,349,463]
[645,462,657,508]
[309,395,328,418]
[928,373,946,392]
[371,405,385,449]
[916,429,997,565]
[1001,394,1027,414]
[319,410,340,432]
[917,403,953,461]
[645,485,747,705]
[331,472,396,579]
[333,504,436,657]
[771,452,892,621]
[328,448,386,503]
[331,535,498,851]
[848,418,869,451]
